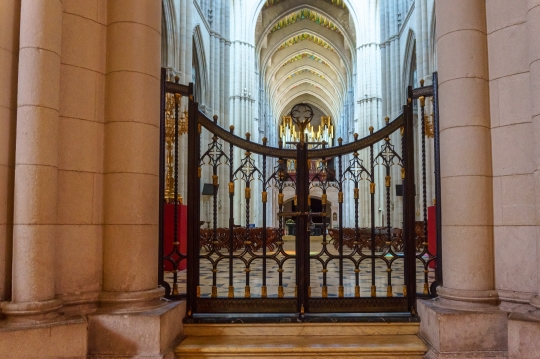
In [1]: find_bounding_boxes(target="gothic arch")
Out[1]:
[192,25,209,107]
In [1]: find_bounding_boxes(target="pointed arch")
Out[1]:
[192,25,209,107]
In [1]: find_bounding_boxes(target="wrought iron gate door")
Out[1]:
[159,70,443,319]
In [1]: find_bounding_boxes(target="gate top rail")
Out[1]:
[197,110,404,159]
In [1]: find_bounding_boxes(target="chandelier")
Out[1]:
[279,115,334,146]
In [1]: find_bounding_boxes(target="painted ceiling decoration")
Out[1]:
[286,68,326,80]
[269,9,342,34]
[263,0,348,10]
[277,33,335,52]
[281,53,331,68]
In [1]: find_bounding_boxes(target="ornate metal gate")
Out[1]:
[159,69,442,320]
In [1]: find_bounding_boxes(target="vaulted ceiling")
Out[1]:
[256,0,356,125]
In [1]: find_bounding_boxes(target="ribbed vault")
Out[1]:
[255,0,357,137]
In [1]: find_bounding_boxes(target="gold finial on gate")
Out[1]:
[354,133,358,141]
[228,286,234,298]
[420,79,425,87]
[213,115,218,123]
[371,285,376,297]
[385,116,390,124]
[369,126,374,134]
[174,75,180,83]
[262,137,267,145]
[245,132,251,141]
[229,125,235,132]
[419,96,426,107]
[338,137,343,145]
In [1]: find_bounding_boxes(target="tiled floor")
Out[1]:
[166,235,435,298]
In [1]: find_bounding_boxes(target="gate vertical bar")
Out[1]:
[228,126,235,298]
[262,138,268,298]
[404,87,417,312]
[186,83,200,317]
[296,139,308,316]
[158,68,167,294]
[432,72,443,288]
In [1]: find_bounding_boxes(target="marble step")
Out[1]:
[175,334,427,358]
[184,322,421,337]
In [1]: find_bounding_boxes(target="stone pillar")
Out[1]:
[507,2,540,357]
[529,0,540,311]
[0,0,20,307]
[100,0,164,308]
[1,0,63,322]
[418,0,508,357]
[88,1,184,356]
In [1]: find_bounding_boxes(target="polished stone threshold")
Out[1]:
[175,334,427,358]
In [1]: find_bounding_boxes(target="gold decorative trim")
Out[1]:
[212,174,218,186]
[322,193,327,205]
[370,182,375,194]
[211,286,217,298]
[387,286,393,297]
[355,286,360,298]
[228,182,234,194]
[228,286,234,298]
[322,286,328,298]
[245,187,251,199]
[371,285,376,297]
[338,286,344,298]
[245,286,251,298]
[196,286,201,298]
[278,193,284,205]
[385,176,391,187]
[262,191,267,203]
[354,187,359,199]
[261,286,267,298]
[423,283,429,295]
[278,286,284,298]
[338,192,343,203]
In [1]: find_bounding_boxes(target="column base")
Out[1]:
[98,287,165,312]
[508,306,540,358]
[0,315,87,359]
[0,298,63,326]
[418,298,508,358]
[88,300,186,359]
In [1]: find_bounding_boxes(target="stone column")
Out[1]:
[0,0,20,307]
[529,0,540,311]
[418,0,508,356]
[100,0,164,308]
[1,0,63,322]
